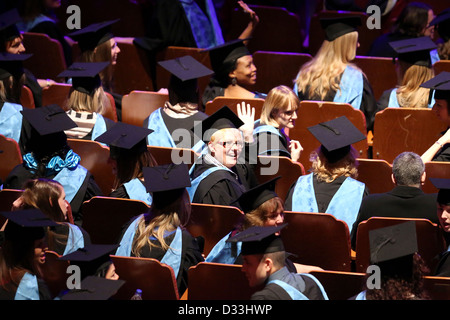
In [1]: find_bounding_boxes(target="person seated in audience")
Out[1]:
[59,62,115,141]
[68,19,122,120]
[187,106,259,207]
[143,55,212,154]
[227,224,329,300]
[201,39,266,110]
[95,121,157,205]
[16,0,72,66]
[3,104,103,226]
[420,72,450,162]
[0,209,57,300]
[0,8,48,108]
[427,178,450,277]
[368,2,436,59]
[253,85,302,161]
[350,152,438,249]
[115,163,204,296]
[11,178,91,256]
[352,221,430,300]
[377,37,436,110]
[206,176,323,273]
[285,116,369,234]
[430,8,450,60]
[0,52,32,155]
[294,16,377,131]
[133,0,258,52]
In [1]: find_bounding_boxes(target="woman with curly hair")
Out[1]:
[285,117,369,234]
[12,178,91,256]
[294,16,377,131]
[353,222,430,300]
[115,164,204,297]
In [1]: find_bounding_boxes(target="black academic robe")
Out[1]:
[119,216,204,296]
[190,158,259,208]
[0,277,52,300]
[253,124,291,158]
[284,175,370,213]
[49,224,92,256]
[0,101,33,155]
[3,164,103,226]
[24,68,43,109]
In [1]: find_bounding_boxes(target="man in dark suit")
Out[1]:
[350,151,438,249]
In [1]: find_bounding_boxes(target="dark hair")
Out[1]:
[393,2,432,37]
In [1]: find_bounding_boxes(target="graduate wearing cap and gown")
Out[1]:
[285,116,369,233]
[143,55,212,153]
[0,209,57,300]
[377,37,437,110]
[294,16,377,131]
[0,52,33,155]
[352,221,430,300]
[428,178,450,277]
[228,224,329,300]
[420,72,450,163]
[187,106,259,207]
[0,9,43,109]
[430,8,450,60]
[58,62,115,141]
[95,122,156,205]
[115,163,204,296]
[3,105,103,226]
[68,19,122,119]
[201,39,266,110]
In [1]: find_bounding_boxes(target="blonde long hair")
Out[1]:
[132,189,191,256]
[295,31,361,100]
[260,85,300,126]
[66,86,108,114]
[396,63,435,108]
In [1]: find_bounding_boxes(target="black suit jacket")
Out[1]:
[350,186,438,249]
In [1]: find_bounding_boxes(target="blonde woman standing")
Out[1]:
[294,16,377,131]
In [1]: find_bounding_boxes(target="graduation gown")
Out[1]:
[3,164,103,226]
[49,223,91,256]
[377,88,434,110]
[109,178,152,206]
[116,214,204,296]
[285,174,369,233]
[188,156,259,207]
[0,101,32,155]
[143,107,208,152]
[296,65,377,131]
[253,121,291,158]
[0,272,52,300]
[250,267,328,300]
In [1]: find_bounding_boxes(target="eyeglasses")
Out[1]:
[218,140,244,150]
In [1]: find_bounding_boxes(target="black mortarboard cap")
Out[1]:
[142,163,191,193]
[234,176,281,214]
[1,208,57,242]
[21,104,77,136]
[205,38,251,76]
[320,16,362,41]
[227,224,287,255]
[430,177,450,205]
[0,52,32,80]
[420,71,450,102]
[67,19,119,52]
[389,36,437,67]
[430,8,450,41]
[369,221,418,264]
[158,55,214,82]
[58,62,109,94]
[59,244,119,280]
[0,8,21,42]
[191,106,244,143]
[308,116,366,163]
[60,276,125,300]
[95,122,153,155]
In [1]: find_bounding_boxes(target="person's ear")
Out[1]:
[264,257,273,273]
[421,171,426,185]
[208,141,215,155]
[391,173,396,185]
